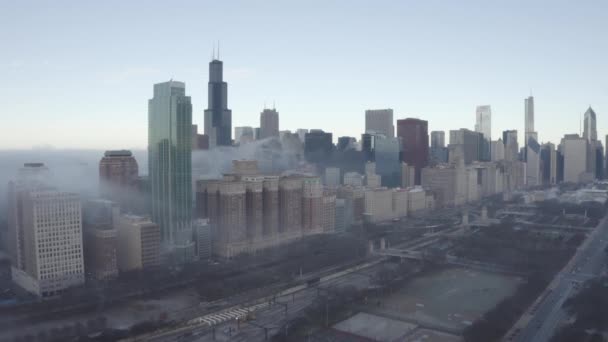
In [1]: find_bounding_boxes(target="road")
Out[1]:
[507,215,608,342]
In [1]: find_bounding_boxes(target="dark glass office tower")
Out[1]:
[204,59,232,147]
[148,81,193,261]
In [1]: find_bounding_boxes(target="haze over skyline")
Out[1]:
[1,0,607,149]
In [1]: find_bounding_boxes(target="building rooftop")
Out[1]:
[104,150,133,157]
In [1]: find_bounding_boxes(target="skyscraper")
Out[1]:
[99,150,139,210]
[148,81,193,259]
[365,109,394,138]
[8,163,85,297]
[304,129,334,165]
[259,108,279,139]
[503,130,519,162]
[475,106,491,161]
[374,136,401,187]
[234,126,254,144]
[396,118,429,185]
[430,131,445,148]
[525,96,537,147]
[204,57,232,147]
[583,106,597,142]
[449,128,484,164]
[475,105,492,141]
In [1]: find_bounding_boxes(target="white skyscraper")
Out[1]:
[475,105,492,141]
[8,163,85,297]
[475,105,491,161]
[365,109,394,138]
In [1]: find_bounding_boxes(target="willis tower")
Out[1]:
[204,51,232,148]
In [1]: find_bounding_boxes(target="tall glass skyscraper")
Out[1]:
[148,81,193,261]
[204,58,232,148]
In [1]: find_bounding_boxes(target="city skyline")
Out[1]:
[1,1,607,149]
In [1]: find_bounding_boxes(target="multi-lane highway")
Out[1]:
[507,215,608,342]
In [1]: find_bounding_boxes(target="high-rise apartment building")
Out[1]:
[583,107,597,142]
[260,108,279,139]
[431,131,445,148]
[302,178,323,233]
[322,192,336,232]
[396,118,429,185]
[262,176,280,237]
[148,80,193,260]
[218,182,247,256]
[8,163,84,297]
[365,109,394,138]
[279,177,304,235]
[243,176,264,241]
[99,150,139,210]
[204,57,232,147]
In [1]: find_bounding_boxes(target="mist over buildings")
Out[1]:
[0,138,303,215]
[192,137,303,179]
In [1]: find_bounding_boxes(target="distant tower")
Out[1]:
[583,107,597,142]
[475,105,492,142]
[204,52,233,148]
[259,107,279,139]
[525,96,534,137]
[396,118,429,185]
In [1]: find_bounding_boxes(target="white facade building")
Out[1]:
[563,135,590,183]
[9,168,85,298]
[365,109,394,138]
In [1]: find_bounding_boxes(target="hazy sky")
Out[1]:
[1,0,607,149]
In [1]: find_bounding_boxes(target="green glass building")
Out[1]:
[148,81,194,261]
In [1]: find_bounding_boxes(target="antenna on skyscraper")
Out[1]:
[273,100,275,110]
[212,44,215,60]
[218,40,220,60]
